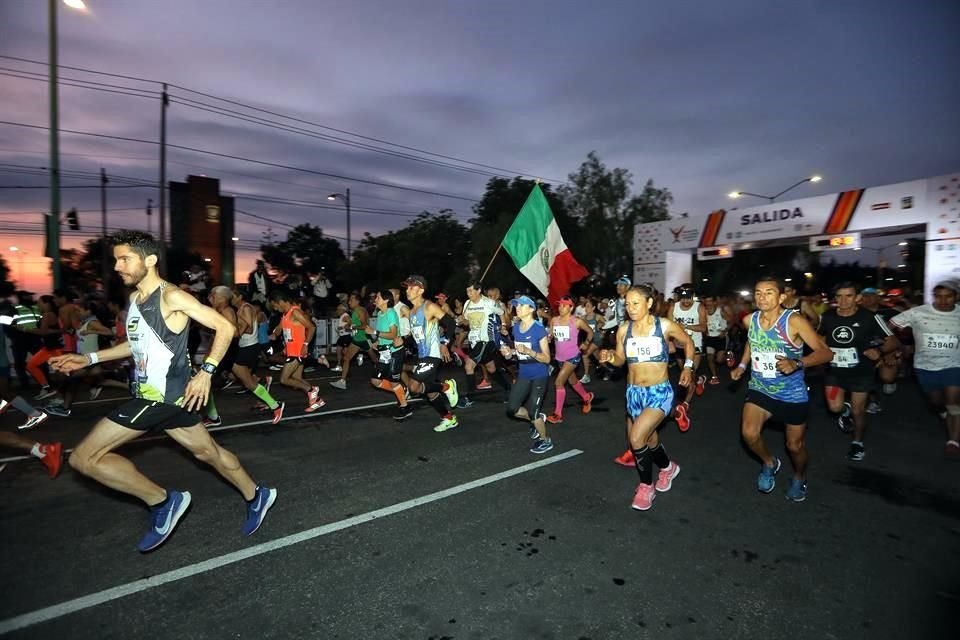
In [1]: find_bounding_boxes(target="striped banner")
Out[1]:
[698,209,726,247]
[823,189,864,234]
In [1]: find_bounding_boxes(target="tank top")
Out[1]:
[237,303,259,348]
[77,316,100,355]
[623,317,670,364]
[747,310,807,403]
[257,314,270,345]
[395,302,411,337]
[351,308,368,344]
[706,308,727,337]
[672,301,703,348]
[552,316,580,362]
[281,305,307,357]
[127,285,191,404]
[338,313,352,337]
[410,302,441,359]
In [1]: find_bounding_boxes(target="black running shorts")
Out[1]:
[108,398,199,432]
[824,369,875,394]
[375,348,405,382]
[234,344,260,369]
[410,357,441,384]
[467,341,496,365]
[745,389,809,426]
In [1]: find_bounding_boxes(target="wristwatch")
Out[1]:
[200,361,218,375]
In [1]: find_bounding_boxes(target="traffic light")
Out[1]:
[66,207,80,231]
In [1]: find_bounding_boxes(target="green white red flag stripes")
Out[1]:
[501,184,589,305]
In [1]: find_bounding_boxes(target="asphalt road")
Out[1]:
[1,365,958,640]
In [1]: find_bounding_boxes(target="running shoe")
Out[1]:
[847,441,865,461]
[356,354,365,367]
[137,489,192,552]
[882,383,896,395]
[530,438,554,454]
[318,355,330,368]
[545,413,564,424]
[308,385,320,403]
[866,400,882,415]
[264,375,273,392]
[18,412,48,430]
[202,415,222,427]
[89,385,103,400]
[674,402,691,432]
[271,402,285,425]
[837,402,854,433]
[305,399,326,413]
[695,375,706,396]
[614,449,635,467]
[757,457,781,493]
[709,376,720,385]
[476,379,492,390]
[242,485,277,536]
[39,442,63,478]
[269,364,283,371]
[456,397,474,409]
[329,379,347,390]
[581,392,594,414]
[234,387,250,395]
[433,415,459,432]
[329,365,343,373]
[945,441,960,458]
[222,378,236,390]
[0,398,8,415]
[529,424,539,440]
[394,405,414,421]
[785,478,807,502]
[304,366,316,373]
[631,482,656,511]
[34,386,56,401]
[655,461,680,493]
[45,404,71,418]
[443,379,459,408]
[579,374,592,384]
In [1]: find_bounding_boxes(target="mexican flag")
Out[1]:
[502,184,589,305]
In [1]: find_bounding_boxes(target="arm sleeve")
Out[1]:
[439,313,457,344]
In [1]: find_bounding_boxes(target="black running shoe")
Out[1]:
[394,406,414,421]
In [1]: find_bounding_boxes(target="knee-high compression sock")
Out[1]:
[465,374,477,395]
[427,393,450,417]
[571,381,589,401]
[391,382,406,405]
[206,395,219,419]
[633,446,653,485]
[252,384,279,409]
[650,443,670,469]
[554,386,566,416]
[494,367,512,391]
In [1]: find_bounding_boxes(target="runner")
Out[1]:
[269,289,325,412]
[889,280,960,456]
[44,299,114,418]
[0,302,50,433]
[329,292,377,390]
[457,282,511,408]
[228,287,284,423]
[399,275,460,433]
[370,290,412,421]
[701,294,730,386]
[50,231,277,552]
[545,295,594,424]
[330,303,352,373]
[22,295,62,400]
[730,276,833,502]
[597,284,694,510]
[670,285,707,428]
[817,282,896,461]
[580,297,603,383]
[501,295,554,454]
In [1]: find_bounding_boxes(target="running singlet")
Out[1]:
[237,303,260,348]
[513,321,549,380]
[706,308,727,337]
[395,301,411,338]
[126,285,190,404]
[463,296,499,346]
[77,316,100,355]
[552,316,580,362]
[281,305,307,358]
[819,308,890,373]
[624,317,670,364]
[672,301,703,349]
[375,307,403,352]
[410,303,441,359]
[351,308,368,345]
[746,310,807,403]
[890,305,960,371]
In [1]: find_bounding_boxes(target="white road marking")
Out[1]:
[0,449,584,634]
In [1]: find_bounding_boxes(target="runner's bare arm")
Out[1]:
[292,308,316,345]
[789,313,833,369]
[49,340,133,373]
[577,317,594,345]
[664,318,695,387]
[599,323,627,365]
[164,287,235,364]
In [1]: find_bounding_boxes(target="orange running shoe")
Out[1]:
[695,375,706,397]
[39,442,63,478]
[476,379,492,390]
[271,402,285,425]
[545,413,564,424]
[581,392,594,414]
[614,449,635,467]
[674,402,691,432]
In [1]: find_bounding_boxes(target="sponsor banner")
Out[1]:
[926,173,960,240]
[634,262,665,293]
[925,238,960,303]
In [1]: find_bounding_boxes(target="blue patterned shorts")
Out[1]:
[626,381,674,418]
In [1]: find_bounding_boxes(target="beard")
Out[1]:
[121,264,148,286]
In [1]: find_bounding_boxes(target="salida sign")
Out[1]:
[740,207,803,225]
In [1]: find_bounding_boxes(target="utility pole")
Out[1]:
[158,83,168,273]
[146,198,152,234]
[48,0,62,290]
[345,187,351,261]
[100,167,109,292]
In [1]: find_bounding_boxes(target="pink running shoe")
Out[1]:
[631,482,656,511]
[655,461,680,493]
[674,402,691,432]
[476,379,492,390]
[614,449,635,467]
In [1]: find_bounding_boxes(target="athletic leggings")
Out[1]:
[26,347,61,387]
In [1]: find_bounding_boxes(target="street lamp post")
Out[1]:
[327,188,351,260]
[9,246,26,286]
[728,175,822,203]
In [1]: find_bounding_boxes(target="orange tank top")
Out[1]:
[281,305,307,357]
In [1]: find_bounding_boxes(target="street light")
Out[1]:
[728,175,823,202]
[327,188,351,260]
[9,246,26,285]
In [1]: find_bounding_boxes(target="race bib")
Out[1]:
[411,325,425,342]
[468,329,483,344]
[553,325,571,341]
[831,347,859,368]
[625,336,662,362]
[282,328,292,341]
[515,340,533,360]
[378,349,392,364]
[925,333,959,351]
[751,351,781,378]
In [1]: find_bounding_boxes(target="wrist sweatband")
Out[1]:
[737,362,747,371]
[684,359,694,369]
[88,352,99,366]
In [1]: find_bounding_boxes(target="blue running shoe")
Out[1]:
[785,478,807,502]
[456,397,474,409]
[137,490,192,553]
[530,438,554,454]
[757,457,781,494]
[242,485,277,536]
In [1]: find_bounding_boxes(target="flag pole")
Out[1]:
[479,243,503,282]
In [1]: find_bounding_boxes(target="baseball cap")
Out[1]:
[557,295,575,306]
[511,295,537,308]
[678,286,694,299]
[887,288,904,297]
[435,292,448,301]
[613,275,632,286]
[859,287,879,295]
[403,274,427,289]
[935,280,959,293]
